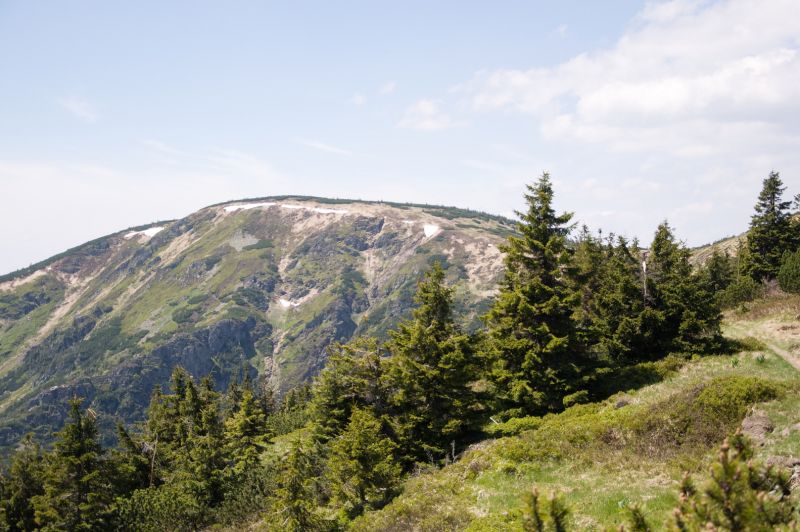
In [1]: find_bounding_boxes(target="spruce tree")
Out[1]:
[32,399,113,531]
[385,262,480,463]
[744,171,797,281]
[0,435,44,531]
[310,337,386,440]
[486,174,581,415]
[325,408,401,517]
[643,222,721,356]
[224,388,270,476]
[700,248,735,294]
[270,439,322,531]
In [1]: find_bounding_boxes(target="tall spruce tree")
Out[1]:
[32,399,113,531]
[385,262,480,463]
[744,171,797,281]
[486,174,581,415]
[325,408,401,517]
[644,222,721,356]
[592,236,648,361]
[224,388,270,476]
[310,337,386,440]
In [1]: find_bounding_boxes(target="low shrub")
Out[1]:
[636,375,781,455]
[485,416,542,437]
[718,276,763,309]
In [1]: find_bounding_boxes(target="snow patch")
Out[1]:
[124,227,165,240]
[281,204,349,215]
[402,220,415,225]
[423,224,440,238]
[223,202,277,212]
[278,298,301,308]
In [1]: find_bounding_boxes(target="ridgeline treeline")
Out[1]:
[0,172,798,531]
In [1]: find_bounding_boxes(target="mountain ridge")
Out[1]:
[0,195,512,447]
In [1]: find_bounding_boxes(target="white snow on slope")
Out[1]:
[281,204,349,215]
[402,220,414,225]
[278,298,300,308]
[223,202,277,212]
[423,224,440,238]
[124,227,165,240]
[223,202,349,215]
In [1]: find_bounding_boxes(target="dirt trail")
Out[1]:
[763,340,800,370]
[727,321,800,371]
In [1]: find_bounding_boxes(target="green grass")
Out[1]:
[353,350,800,531]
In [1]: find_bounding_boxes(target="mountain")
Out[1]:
[0,196,512,447]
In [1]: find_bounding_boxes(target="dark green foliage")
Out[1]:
[0,435,44,531]
[744,171,798,281]
[640,222,722,356]
[326,408,402,517]
[224,388,270,476]
[572,231,648,361]
[385,262,481,463]
[310,338,386,440]
[672,435,795,530]
[265,383,312,437]
[718,276,763,309]
[699,248,735,294]
[778,248,800,293]
[268,439,324,532]
[116,483,205,531]
[486,173,583,415]
[32,399,114,531]
[171,306,196,324]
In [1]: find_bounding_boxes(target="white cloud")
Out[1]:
[58,96,99,122]
[350,92,367,106]
[379,81,397,94]
[555,24,568,37]
[462,0,800,158]
[295,139,353,156]
[398,99,460,131]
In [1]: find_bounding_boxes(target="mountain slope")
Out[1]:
[0,197,512,447]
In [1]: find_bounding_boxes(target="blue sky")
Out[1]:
[1,0,798,274]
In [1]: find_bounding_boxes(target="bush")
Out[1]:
[717,276,763,309]
[636,375,781,453]
[485,416,542,437]
[778,249,800,293]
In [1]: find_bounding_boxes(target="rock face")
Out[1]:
[0,197,511,448]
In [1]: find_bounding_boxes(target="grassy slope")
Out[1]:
[352,295,800,531]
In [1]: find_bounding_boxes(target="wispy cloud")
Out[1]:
[295,139,353,157]
[379,81,397,95]
[398,99,460,131]
[350,92,366,106]
[58,96,99,122]
[141,139,186,157]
